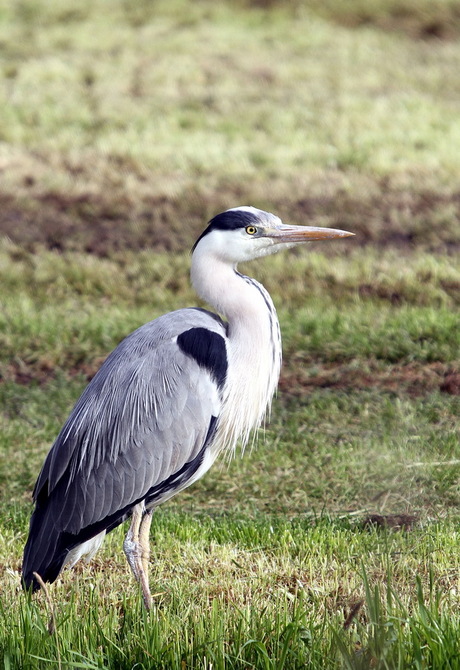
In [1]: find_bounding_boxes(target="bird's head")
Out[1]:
[192,206,354,264]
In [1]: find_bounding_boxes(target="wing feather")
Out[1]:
[33,308,226,537]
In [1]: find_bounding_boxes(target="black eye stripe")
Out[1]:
[192,209,269,252]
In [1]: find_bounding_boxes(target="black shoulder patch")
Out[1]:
[177,327,227,390]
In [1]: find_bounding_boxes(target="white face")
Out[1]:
[192,206,354,265]
[194,207,288,264]
[195,224,281,264]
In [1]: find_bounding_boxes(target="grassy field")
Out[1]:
[1,0,460,667]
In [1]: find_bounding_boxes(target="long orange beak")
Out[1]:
[266,224,354,243]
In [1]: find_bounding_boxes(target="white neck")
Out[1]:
[191,246,282,453]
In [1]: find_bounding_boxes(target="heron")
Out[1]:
[22,206,353,608]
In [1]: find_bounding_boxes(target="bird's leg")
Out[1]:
[123,502,143,582]
[139,508,153,584]
[123,502,152,609]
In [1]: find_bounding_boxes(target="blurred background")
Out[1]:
[1,0,460,255]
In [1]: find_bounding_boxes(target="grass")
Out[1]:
[2,512,460,667]
[1,0,460,667]
[1,0,460,253]
[3,0,458,178]
[1,244,458,379]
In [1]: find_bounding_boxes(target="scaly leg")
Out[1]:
[139,509,153,581]
[123,502,153,609]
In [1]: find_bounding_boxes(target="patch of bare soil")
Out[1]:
[361,513,418,531]
[279,362,460,397]
[440,371,460,395]
[1,176,460,256]
[242,0,460,40]
[0,191,195,256]
[3,359,460,397]
[302,0,460,41]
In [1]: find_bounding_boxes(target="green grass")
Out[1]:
[1,0,460,667]
[1,243,458,378]
[2,510,460,668]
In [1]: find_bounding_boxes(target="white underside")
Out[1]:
[63,530,106,569]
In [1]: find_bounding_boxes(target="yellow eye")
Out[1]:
[245,226,257,235]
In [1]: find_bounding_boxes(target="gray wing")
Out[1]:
[33,308,227,535]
